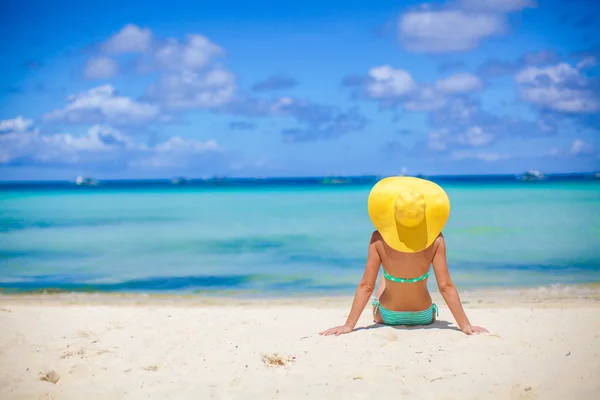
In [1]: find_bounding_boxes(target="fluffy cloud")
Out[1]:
[100,25,224,72]
[399,10,505,53]
[151,34,224,72]
[347,66,481,111]
[0,124,132,165]
[83,56,119,80]
[409,96,555,156]
[0,118,221,169]
[0,116,33,133]
[365,66,417,98]
[102,24,152,54]
[137,31,236,110]
[85,25,235,112]
[397,0,534,53]
[515,61,600,113]
[80,24,365,141]
[146,68,236,110]
[43,85,160,125]
[345,62,557,156]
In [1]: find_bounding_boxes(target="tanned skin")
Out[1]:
[319,231,488,336]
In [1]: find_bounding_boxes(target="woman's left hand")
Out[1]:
[319,325,353,336]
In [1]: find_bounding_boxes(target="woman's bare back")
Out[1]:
[372,230,438,312]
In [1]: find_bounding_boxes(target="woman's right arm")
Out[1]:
[431,235,488,335]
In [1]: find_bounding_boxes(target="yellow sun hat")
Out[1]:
[367,176,450,253]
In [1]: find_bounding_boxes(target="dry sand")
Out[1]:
[1,287,600,400]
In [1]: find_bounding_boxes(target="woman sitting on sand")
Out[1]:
[320,176,487,336]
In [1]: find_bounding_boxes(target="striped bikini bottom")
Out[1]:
[372,298,438,326]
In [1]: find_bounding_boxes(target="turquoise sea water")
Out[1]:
[1,179,599,295]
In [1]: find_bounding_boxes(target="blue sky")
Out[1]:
[1,0,599,180]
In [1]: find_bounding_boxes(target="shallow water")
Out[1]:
[1,179,599,294]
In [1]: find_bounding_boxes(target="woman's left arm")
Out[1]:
[319,234,382,336]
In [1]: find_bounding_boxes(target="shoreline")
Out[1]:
[2,283,600,308]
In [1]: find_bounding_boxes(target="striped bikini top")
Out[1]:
[383,268,429,283]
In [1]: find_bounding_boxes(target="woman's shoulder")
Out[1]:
[370,230,383,243]
[432,233,446,250]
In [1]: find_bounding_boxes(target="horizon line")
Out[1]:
[1,171,599,184]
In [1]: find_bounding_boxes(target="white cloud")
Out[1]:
[458,0,537,12]
[397,0,535,53]
[0,116,33,133]
[359,68,480,110]
[571,139,594,156]
[83,56,119,80]
[0,121,221,168]
[153,34,224,71]
[146,67,236,109]
[101,26,234,111]
[103,24,152,53]
[366,65,417,98]
[0,125,132,164]
[82,25,236,112]
[516,63,584,85]
[360,65,449,111]
[43,85,160,125]
[435,73,483,93]
[100,25,224,73]
[398,10,505,53]
[515,62,600,113]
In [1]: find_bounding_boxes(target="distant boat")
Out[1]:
[592,172,600,180]
[171,177,189,185]
[74,176,98,186]
[517,170,545,182]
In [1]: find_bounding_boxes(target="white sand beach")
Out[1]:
[1,287,600,400]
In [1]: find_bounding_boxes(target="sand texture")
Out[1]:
[1,289,600,399]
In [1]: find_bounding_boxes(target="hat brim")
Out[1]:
[367,176,450,253]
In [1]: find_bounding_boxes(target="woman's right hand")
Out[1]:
[319,324,353,336]
[461,325,488,335]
